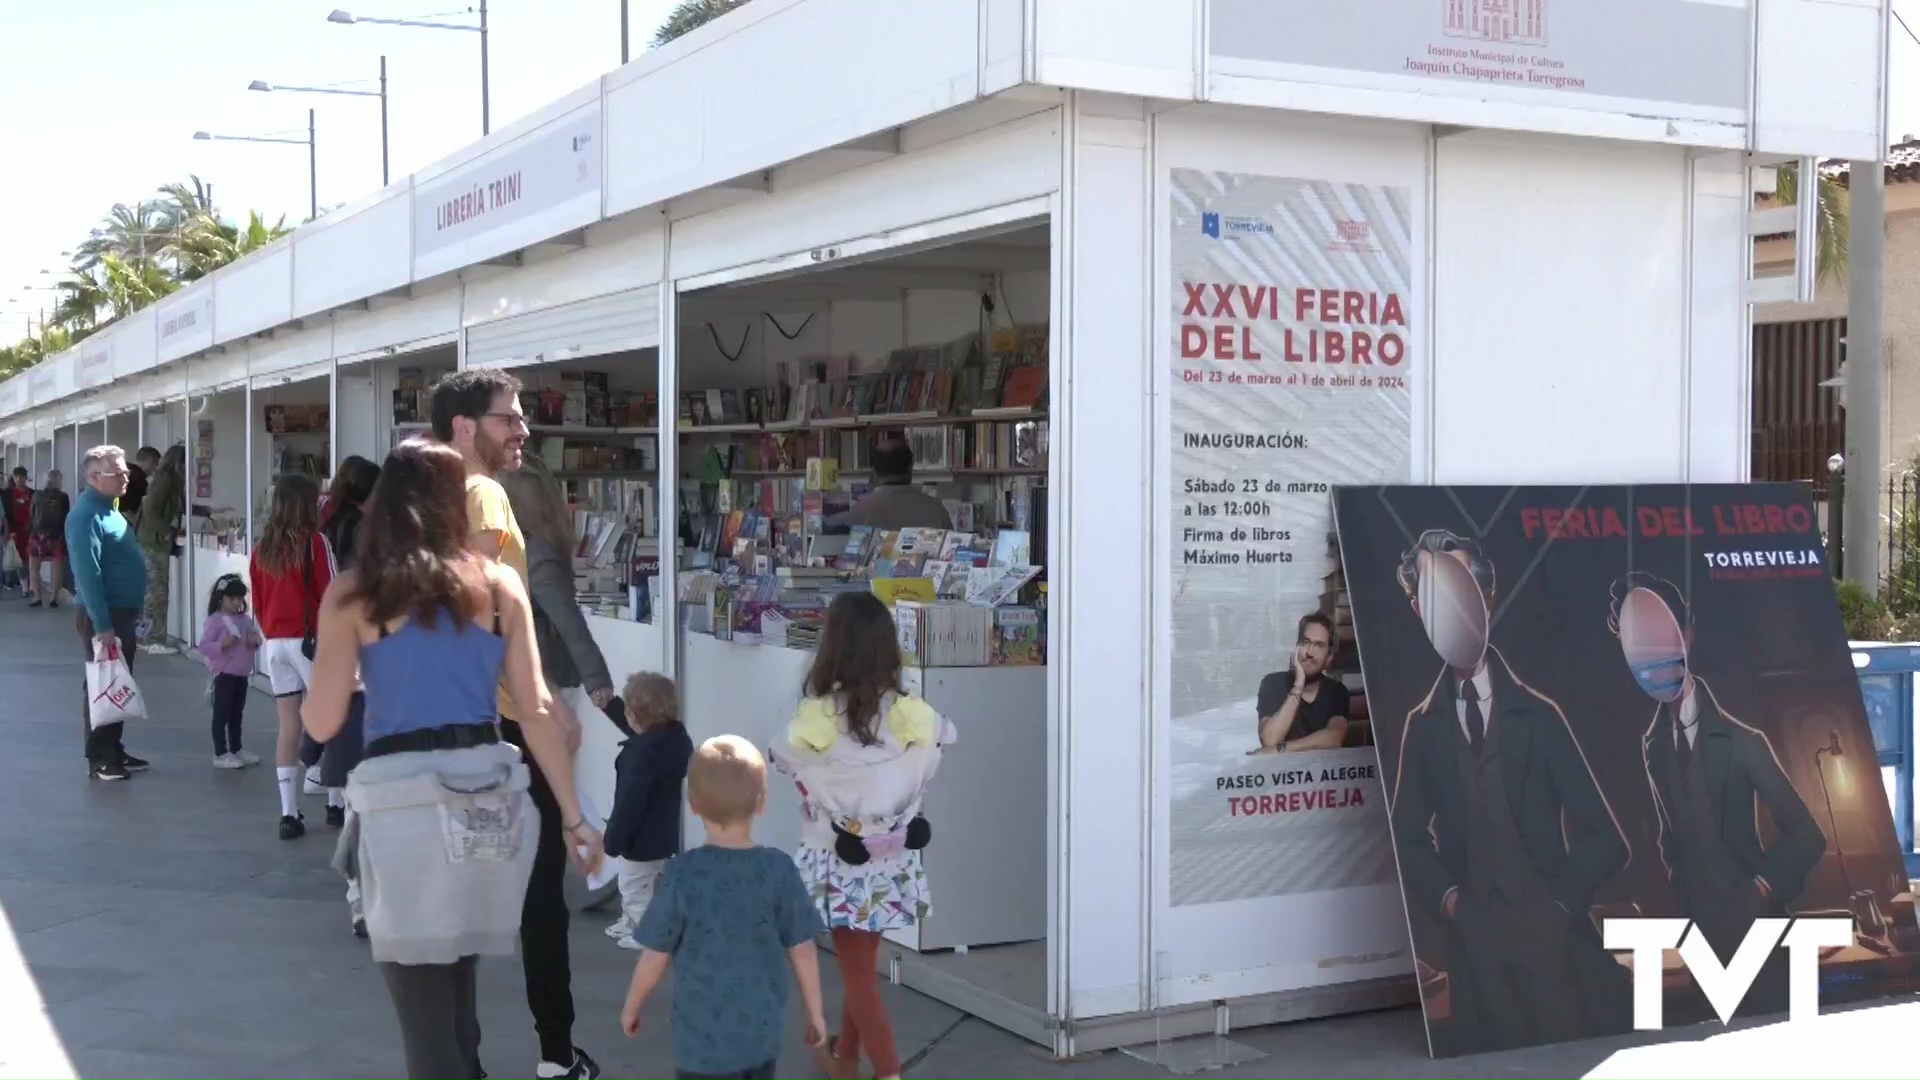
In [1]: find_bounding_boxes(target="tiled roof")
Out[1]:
[1753,141,1919,240]
[1818,140,1920,187]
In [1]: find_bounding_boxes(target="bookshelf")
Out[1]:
[669,323,1051,665]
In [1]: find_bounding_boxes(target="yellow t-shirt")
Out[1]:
[466,473,527,718]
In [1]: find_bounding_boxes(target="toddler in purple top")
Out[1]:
[199,573,263,769]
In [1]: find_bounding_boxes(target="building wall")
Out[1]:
[1755,182,1920,475]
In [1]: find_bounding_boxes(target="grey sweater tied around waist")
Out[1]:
[341,742,537,966]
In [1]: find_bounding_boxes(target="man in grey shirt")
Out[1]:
[832,440,952,531]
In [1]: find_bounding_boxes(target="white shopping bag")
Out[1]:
[0,542,18,574]
[86,639,147,729]
[573,789,619,892]
[549,683,623,892]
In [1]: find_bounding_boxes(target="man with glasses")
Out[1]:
[429,371,599,1080]
[1252,612,1351,753]
[66,446,151,782]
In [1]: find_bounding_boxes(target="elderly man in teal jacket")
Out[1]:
[66,445,150,782]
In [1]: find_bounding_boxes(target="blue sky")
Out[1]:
[0,0,677,333]
[2,1,1919,336]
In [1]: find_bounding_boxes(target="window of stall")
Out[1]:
[249,366,333,534]
[669,218,1055,1022]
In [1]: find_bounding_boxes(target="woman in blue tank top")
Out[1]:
[303,438,601,1080]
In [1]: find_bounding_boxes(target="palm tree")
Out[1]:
[97,253,179,314]
[157,175,216,220]
[5,326,75,370]
[45,176,283,336]
[51,272,109,332]
[174,209,290,281]
[1772,161,1850,283]
[73,201,173,275]
[653,0,750,46]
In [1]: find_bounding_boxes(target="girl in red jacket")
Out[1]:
[249,474,336,840]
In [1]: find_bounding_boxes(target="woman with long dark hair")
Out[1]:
[311,456,382,934]
[773,592,957,1080]
[303,438,599,1080]
[250,473,335,840]
[321,456,381,565]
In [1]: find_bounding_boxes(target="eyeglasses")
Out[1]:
[1297,636,1331,652]
[481,411,528,432]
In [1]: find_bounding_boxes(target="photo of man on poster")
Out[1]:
[1388,528,1632,1053]
[1609,571,1826,1015]
[1250,612,1352,754]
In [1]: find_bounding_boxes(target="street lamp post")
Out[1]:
[194,110,319,221]
[21,285,59,340]
[250,56,390,187]
[329,3,488,135]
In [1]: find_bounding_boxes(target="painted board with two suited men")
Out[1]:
[1334,484,1915,1057]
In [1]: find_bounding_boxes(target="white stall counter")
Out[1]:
[579,614,668,819]
[679,632,1048,953]
[189,544,250,652]
[893,664,1047,953]
[166,553,189,645]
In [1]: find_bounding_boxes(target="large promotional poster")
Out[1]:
[1167,168,1411,907]
[1334,484,1916,1057]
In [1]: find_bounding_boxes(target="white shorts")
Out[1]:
[261,637,314,697]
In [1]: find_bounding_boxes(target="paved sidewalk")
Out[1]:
[0,597,1909,1078]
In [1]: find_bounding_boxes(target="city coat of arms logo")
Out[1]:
[1444,0,1548,48]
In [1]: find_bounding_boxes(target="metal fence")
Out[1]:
[1884,472,1920,614]
[1751,317,1846,497]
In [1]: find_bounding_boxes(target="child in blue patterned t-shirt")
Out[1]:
[619,734,827,1079]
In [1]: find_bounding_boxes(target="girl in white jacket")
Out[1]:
[770,593,956,1080]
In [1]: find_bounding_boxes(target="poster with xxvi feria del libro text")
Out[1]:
[1166,168,1412,908]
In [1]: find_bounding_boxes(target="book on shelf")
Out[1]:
[894,600,993,667]
[804,457,838,492]
[871,577,936,607]
[992,606,1044,665]
[717,325,1049,432]
[264,404,328,433]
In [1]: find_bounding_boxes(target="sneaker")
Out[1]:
[616,935,643,952]
[535,1049,601,1080]
[303,767,325,795]
[213,753,243,770]
[90,762,130,782]
[278,813,306,841]
[325,804,346,829]
[234,749,261,766]
[347,878,368,937]
[143,643,178,656]
[120,753,149,772]
[603,915,633,939]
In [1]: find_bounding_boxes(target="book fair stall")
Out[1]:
[0,0,1894,1061]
